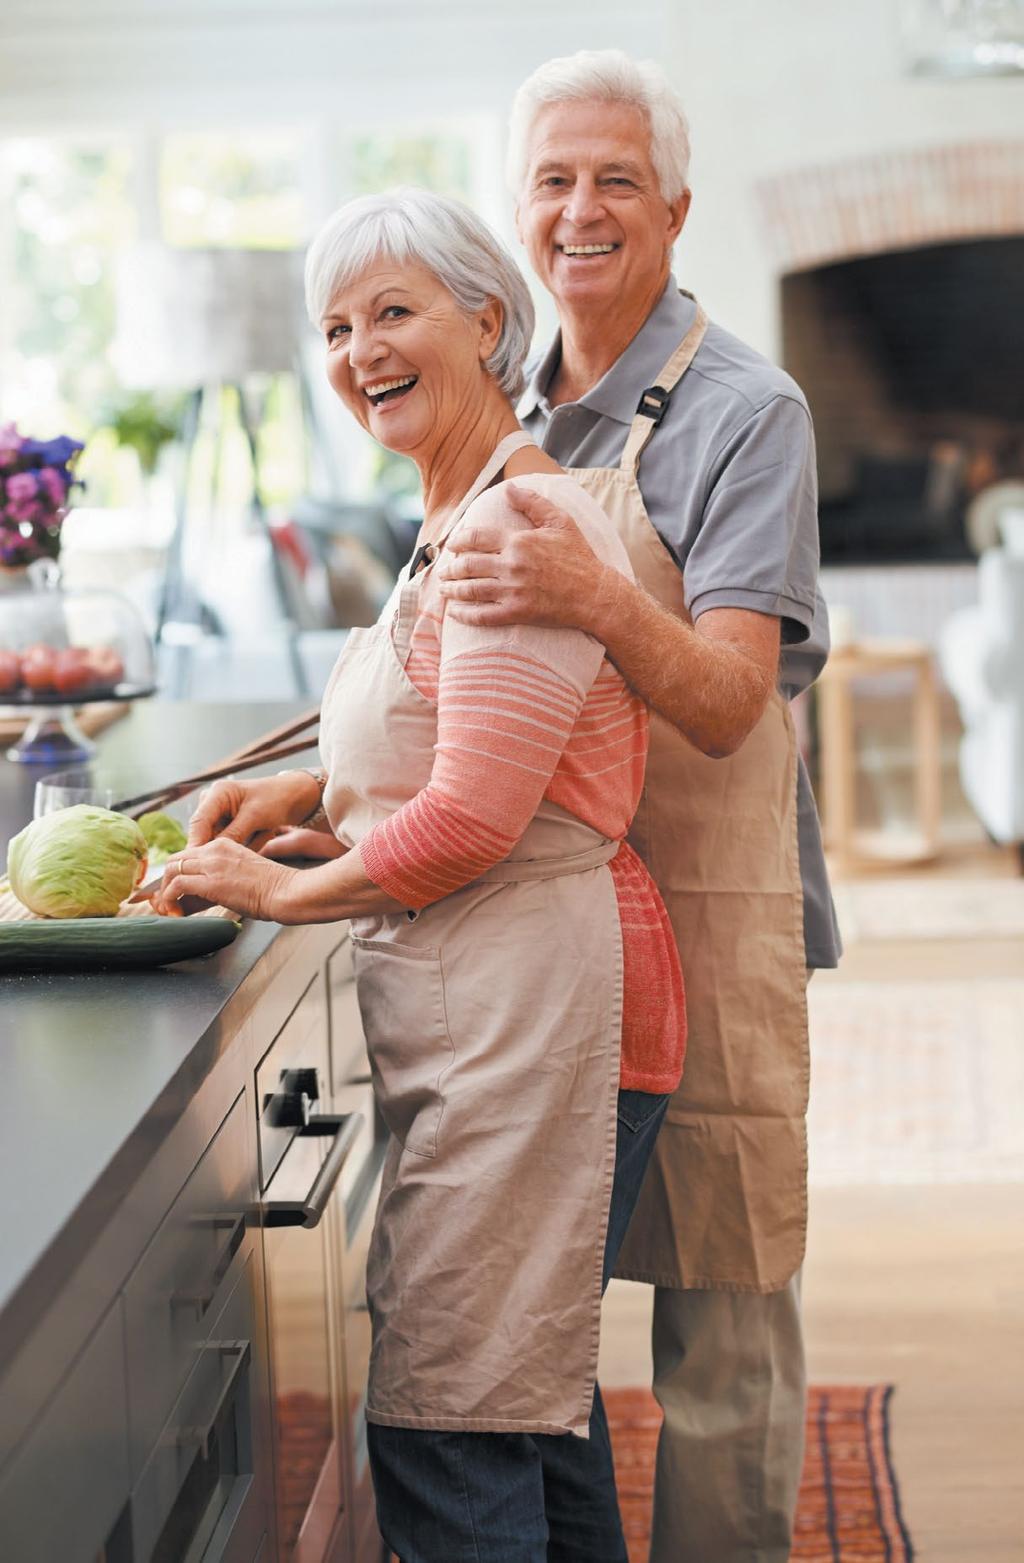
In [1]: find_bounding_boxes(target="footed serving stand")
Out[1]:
[0,561,155,764]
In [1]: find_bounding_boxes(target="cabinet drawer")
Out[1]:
[0,1302,129,1563]
[124,1090,253,1478]
[131,1251,266,1563]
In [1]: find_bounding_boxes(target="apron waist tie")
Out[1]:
[473,838,619,884]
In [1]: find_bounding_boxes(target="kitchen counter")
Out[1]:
[0,700,319,1373]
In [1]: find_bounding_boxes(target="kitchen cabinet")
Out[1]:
[0,703,387,1563]
[0,1299,130,1563]
[0,925,384,1563]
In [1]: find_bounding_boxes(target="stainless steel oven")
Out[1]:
[257,949,385,1563]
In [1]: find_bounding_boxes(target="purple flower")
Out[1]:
[0,428,83,564]
[0,423,22,470]
[5,471,38,506]
[38,466,68,506]
[20,434,83,469]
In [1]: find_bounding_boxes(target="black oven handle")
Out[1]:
[262,1111,365,1229]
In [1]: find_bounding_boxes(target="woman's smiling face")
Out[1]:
[321,261,501,461]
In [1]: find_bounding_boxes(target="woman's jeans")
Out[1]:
[368,1087,669,1563]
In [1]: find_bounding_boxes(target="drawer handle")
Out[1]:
[170,1214,247,1322]
[176,1339,251,1460]
[263,1112,364,1229]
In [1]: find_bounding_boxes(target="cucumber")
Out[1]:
[0,914,242,971]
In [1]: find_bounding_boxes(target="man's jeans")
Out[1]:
[368,1088,669,1563]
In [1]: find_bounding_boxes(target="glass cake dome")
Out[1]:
[0,561,155,763]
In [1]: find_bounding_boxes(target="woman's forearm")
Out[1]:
[275,845,409,924]
[588,568,778,758]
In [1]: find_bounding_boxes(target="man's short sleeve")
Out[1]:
[682,394,819,645]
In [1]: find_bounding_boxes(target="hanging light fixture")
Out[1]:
[900,0,1024,76]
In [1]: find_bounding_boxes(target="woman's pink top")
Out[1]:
[359,474,686,1094]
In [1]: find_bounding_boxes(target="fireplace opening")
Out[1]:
[780,236,1024,565]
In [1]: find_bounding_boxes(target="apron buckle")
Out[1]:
[636,385,670,425]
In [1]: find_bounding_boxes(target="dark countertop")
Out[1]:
[0,700,320,1361]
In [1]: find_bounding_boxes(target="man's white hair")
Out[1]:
[304,187,536,401]
[507,48,691,204]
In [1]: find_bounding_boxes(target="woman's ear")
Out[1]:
[478,297,504,362]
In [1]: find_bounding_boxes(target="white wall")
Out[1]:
[667,0,1024,356]
[0,0,670,127]
[2,0,1022,362]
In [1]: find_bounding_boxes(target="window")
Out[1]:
[160,129,306,249]
[1,120,502,516]
[0,139,136,442]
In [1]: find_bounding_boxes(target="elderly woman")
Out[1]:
[147,188,685,1563]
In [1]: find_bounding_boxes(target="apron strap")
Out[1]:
[408,429,537,577]
[442,429,537,543]
[618,299,709,476]
[475,837,619,883]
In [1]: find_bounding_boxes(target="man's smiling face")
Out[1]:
[515,99,689,316]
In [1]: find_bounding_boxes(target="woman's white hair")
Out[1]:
[304,187,535,401]
[506,49,691,204]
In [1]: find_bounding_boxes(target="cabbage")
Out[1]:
[137,810,187,865]
[7,804,148,918]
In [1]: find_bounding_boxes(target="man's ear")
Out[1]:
[667,188,692,247]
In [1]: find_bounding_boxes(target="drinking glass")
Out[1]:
[33,769,193,838]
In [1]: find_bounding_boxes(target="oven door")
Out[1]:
[258,976,364,1563]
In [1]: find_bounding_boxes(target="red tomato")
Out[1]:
[85,644,125,688]
[0,650,20,693]
[52,646,95,697]
[20,643,57,693]
[0,649,19,694]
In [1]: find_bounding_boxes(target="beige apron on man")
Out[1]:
[320,432,625,1434]
[565,305,810,1294]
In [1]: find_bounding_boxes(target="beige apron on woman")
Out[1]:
[319,433,624,1434]
[563,304,810,1294]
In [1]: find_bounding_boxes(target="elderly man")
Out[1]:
[439,48,841,1563]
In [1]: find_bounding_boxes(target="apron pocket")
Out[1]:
[349,936,453,1159]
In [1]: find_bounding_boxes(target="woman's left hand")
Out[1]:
[134,838,302,922]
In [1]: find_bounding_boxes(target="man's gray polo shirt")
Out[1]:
[520,278,841,968]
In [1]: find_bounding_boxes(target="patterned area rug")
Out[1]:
[607,1383,914,1562]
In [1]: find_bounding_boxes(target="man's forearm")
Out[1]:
[589,568,777,758]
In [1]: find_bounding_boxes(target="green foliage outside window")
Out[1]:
[160,131,305,250]
[3,141,135,458]
[348,135,472,202]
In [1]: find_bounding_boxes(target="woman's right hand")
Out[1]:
[187,771,323,850]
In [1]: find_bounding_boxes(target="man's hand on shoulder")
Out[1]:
[438,480,781,758]
[439,483,624,636]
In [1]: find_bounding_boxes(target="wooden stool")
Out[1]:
[816,638,942,870]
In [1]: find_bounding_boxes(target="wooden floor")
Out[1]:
[599,837,1024,1562]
